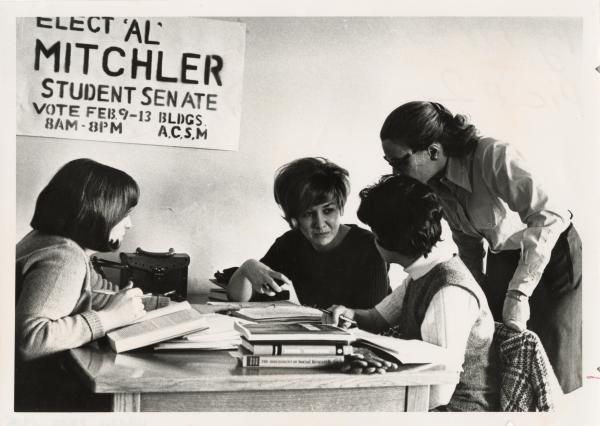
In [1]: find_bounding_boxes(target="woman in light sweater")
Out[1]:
[324,175,498,411]
[15,158,146,411]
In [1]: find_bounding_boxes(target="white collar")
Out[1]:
[404,245,453,281]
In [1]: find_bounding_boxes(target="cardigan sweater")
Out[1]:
[15,231,112,361]
[261,224,391,309]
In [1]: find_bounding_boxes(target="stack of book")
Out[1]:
[207,287,229,302]
[235,322,354,368]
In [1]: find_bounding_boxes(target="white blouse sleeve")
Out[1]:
[421,285,479,410]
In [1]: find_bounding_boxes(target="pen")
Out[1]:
[321,308,357,327]
[92,289,153,298]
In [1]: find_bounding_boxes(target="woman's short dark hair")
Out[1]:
[274,157,350,226]
[380,101,480,157]
[357,175,443,258]
[30,158,139,252]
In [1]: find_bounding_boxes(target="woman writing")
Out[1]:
[377,101,581,393]
[227,157,390,309]
[15,158,146,410]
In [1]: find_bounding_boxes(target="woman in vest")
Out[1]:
[324,175,499,411]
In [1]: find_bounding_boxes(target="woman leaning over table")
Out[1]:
[15,158,146,411]
[377,101,581,393]
[324,175,499,411]
[227,157,391,309]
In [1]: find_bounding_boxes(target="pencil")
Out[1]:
[92,289,153,298]
[321,308,357,326]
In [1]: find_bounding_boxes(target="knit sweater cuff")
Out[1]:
[81,311,106,340]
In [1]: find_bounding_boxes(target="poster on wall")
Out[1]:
[16,17,246,150]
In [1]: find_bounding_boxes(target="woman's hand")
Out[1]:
[322,305,356,328]
[502,290,530,332]
[340,353,399,374]
[96,282,146,331]
[91,278,121,310]
[241,259,292,296]
[142,295,170,311]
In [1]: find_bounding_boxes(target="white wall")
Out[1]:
[16,17,585,292]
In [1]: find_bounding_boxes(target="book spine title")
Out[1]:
[241,355,344,368]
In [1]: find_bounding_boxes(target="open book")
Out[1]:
[351,328,450,365]
[106,301,208,353]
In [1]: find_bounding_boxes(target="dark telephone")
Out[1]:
[92,248,190,301]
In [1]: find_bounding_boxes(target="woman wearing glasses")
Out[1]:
[376,101,581,394]
[227,157,391,309]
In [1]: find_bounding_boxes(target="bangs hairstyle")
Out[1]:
[357,175,443,258]
[30,158,139,252]
[380,101,479,157]
[273,157,350,226]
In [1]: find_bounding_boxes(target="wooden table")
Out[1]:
[68,343,459,412]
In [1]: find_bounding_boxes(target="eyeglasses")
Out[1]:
[383,151,414,173]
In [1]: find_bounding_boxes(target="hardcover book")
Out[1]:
[241,337,353,356]
[231,305,323,323]
[235,322,354,343]
[238,348,345,368]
